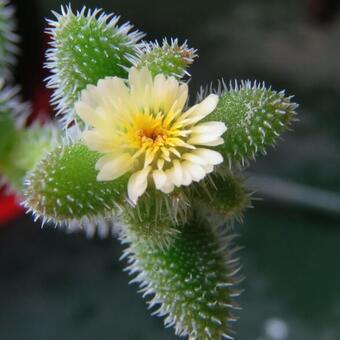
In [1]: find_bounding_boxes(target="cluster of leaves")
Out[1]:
[0,3,297,339]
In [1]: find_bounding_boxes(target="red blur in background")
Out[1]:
[0,188,23,225]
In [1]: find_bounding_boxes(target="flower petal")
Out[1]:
[152,74,181,113]
[180,94,219,125]
[75,101,102,127]
[127,166,151,204]
[153,167,175,194]
[166,160,183,187]
[190,121,227,135]
[181,152,207,166]
[187,121,227,145]
[181,161,206,182]
[152,169,167,190]
[129,67,153,108]
[204,163,214,174]
[187,133,224,145]
[80,84,101,108]
[82,130,115,152]
[192,94,219,119]
[96,153,133,181]
[158,180,175,194]
[193,148,224,165]
[196,137,225,147]
[180,163,193,186]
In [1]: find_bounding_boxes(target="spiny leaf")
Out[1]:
[122,215,242,339]
[189,168,252,223]
[0,80,29,129]
[133,38,197,78]
[122,189,191,249]
[0,81,33,191]
[0,124,57,191]
[206,80,298,165]
[45,5,144,128]
[24,142,129,236]
[0,0,19,79]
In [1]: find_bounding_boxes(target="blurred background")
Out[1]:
[1,0,340,339]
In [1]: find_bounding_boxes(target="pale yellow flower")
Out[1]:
[75,67,226,204]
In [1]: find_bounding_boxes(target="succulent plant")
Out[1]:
[0,4,298,339]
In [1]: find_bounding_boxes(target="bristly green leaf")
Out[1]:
[0,0,19,79]
[122,215,242,339]
[133,39,197,78]
[45,5,144,128]
[0,80,29,128]
[0,81,34,191]
[189,167,252,224]
[0,124,58,192]
[24,142,129,237]
[122,189,191,249]
[206,80,298,165]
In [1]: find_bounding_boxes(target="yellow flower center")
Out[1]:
[138,126,167,145]
[122,110,188,169]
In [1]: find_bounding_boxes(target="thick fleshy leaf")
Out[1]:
[0,0,19,79]
[207,81,298,165]
[133,39,197,78]
[122,215,242,339]
[45,5,144,128]
[189,168,252,223]
[24,143,129,225]
[0,125,57,192]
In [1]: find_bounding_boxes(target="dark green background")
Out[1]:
[1,0,340,339]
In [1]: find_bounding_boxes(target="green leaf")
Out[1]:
[0,125,56,191]
[0,81,30,128]
[189,168,251,223]
[208,81,298,165]
[24,142,129,230]
[45,5,144,128]
[0,0,19,79]
[122,189,191,249]
[134,39,197,78]
[122,215,242,339]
